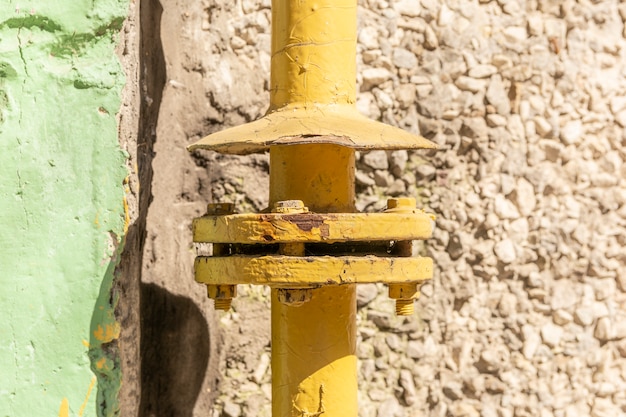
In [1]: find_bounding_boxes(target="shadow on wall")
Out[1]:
[138,0,214,415]
[140,283,211,417]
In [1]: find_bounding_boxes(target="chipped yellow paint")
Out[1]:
[193,211,433,244]
[78,377,96,417]
[195,255,433,287]
[92,323,120,343]
[58,398,69,417]
[56,376,96,417]
[81,339,90,348]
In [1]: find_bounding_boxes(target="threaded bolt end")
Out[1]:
[395,299,414,316]
[214,298,233,311]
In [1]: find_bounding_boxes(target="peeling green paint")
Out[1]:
[0,1,130,416]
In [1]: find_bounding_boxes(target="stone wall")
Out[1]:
[145,0,626,416]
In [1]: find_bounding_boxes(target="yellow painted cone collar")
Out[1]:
[188,0,437,154]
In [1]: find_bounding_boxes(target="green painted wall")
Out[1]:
[0,1,130,416]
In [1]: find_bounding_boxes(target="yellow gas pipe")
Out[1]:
[189,1,437,416]
[270,144,358,416]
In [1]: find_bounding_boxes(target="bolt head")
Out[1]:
[207,284,237,299]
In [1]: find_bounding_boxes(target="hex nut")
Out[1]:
[388,283,420,300]
[207,202,235,215]
[207,284,237,299]
[272,200,309,214]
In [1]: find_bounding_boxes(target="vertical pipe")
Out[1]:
[269,0,359,414]
[269,0,357,112]
[270,144,357,417]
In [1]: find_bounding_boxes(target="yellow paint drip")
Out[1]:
[57,376,96,417]
[122,195,130,235]
[58,398,69,417]
[78,377,96,417]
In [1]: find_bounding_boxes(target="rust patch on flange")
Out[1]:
[279,213,331,237]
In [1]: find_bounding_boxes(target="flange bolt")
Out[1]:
[206,203,236,311]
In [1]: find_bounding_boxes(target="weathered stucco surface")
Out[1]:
[0,1,131,416]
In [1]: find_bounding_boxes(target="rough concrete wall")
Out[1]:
[139,0,225,416]
[0,1,140,416]
[144,0,626,416]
